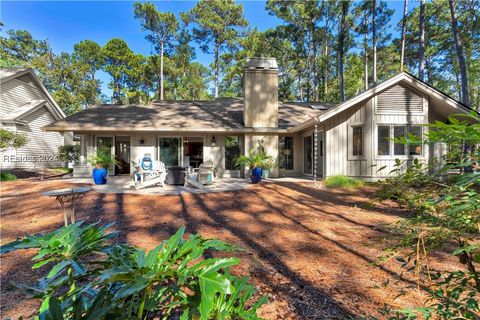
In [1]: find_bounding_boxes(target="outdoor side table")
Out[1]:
[42,186,92,226]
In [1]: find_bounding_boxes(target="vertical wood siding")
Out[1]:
[324,84,436,180]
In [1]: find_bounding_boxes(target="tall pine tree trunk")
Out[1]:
[339,0,347,102]
[160,41,164,100]
[364,10,369,90]
[214,43,219,98]
[372,0,377,83]
[400,0,408,71]
[418,0,426,81]
[448,0,470,105]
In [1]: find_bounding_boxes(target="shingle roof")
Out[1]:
[43,98,336,132]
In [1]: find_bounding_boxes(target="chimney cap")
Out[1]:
[245,57,278,70]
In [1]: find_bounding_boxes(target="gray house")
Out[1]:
[44,58,472,181]
[0,68,69,169]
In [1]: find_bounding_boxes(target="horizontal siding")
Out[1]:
[0,79,45,116]
[376,84,424,114]
[2,106,64,169]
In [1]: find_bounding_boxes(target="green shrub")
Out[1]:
[0,223,267,319]
[324,175,364,189]
[0,171,17,181]
[58,144,81,163]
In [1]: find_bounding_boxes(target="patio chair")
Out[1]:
[132,155,167,190]
[184,160,215,189]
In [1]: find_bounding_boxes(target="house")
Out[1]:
[43,57,472,181]
[0,68,70,169]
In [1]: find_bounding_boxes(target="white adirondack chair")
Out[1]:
[184,160,215,189]
[132,159,167,190]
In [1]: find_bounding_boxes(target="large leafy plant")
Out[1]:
[88,147,118,169]
[1,223,267,319]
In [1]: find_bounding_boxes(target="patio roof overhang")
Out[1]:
[43,125,291,134]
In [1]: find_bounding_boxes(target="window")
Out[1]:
[377,126,391,156]
[279,136,294,170]
[352,126,363,157]
[377,125,423,157]
[394,126,406,155]
[225,136,240,170]
[408,126,423,155]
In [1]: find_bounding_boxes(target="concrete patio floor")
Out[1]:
[62,175,317,195]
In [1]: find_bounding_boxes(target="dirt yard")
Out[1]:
[0,178,458,319]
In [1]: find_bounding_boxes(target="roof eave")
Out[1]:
[42,126,290,134]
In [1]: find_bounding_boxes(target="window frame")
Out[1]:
[375,124,425,160]
[348,124,365,160]
[224,135,241,171]
[279,136,294,171]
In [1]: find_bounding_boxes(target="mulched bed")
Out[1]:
[0,179,460,319]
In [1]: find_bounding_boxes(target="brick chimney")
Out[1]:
[243,57,278,128]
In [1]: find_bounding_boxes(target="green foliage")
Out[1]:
[324,175,364,189]
[234,152,269,170]
[375,114,480,318]
[188,0,248,97]
[0,128,28,150]
[0,224,267,319]
[57,144,81,163]
[88,147,118,169]
[0,171,17,181]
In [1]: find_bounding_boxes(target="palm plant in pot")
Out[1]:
[235,152,268,184]
[88,147,117,185]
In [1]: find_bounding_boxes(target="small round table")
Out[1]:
[42,186,92,226]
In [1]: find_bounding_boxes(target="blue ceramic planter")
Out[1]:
[251,167,262,184]
[93,168,108,185]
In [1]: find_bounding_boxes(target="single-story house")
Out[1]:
[1,68,71,169]
[43,57,472,180]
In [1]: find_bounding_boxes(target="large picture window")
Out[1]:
[225,136,240,170]
[377,125,423,157]
[279,136,293,170]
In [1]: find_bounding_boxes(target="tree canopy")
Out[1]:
[1,0,478,114]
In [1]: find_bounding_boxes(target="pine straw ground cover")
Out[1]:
[0,179,461,319]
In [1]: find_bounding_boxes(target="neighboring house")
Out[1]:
[44,58,472,180]
[0,68,69,169]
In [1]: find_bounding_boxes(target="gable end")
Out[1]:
[376,84,424,114]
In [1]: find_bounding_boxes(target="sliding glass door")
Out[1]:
[158,137,182,167]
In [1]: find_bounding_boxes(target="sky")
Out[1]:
[1,1,417,97]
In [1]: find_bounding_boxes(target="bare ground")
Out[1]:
[0,178,458,319]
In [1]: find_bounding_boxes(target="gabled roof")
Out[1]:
[1,100,47,125]
[0,68,66,120]
[316,72,473,124]
[43,99,335,133]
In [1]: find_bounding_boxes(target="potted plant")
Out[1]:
[261,156,276,179]
[88,147,117,185]
[235,152,268,184]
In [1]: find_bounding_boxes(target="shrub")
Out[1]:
[58,144,81,163]
[0,223,267,319]
[0,128,27,150]
[324,175,364,189]
[374,113,480,319]
[0,171,17,181]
